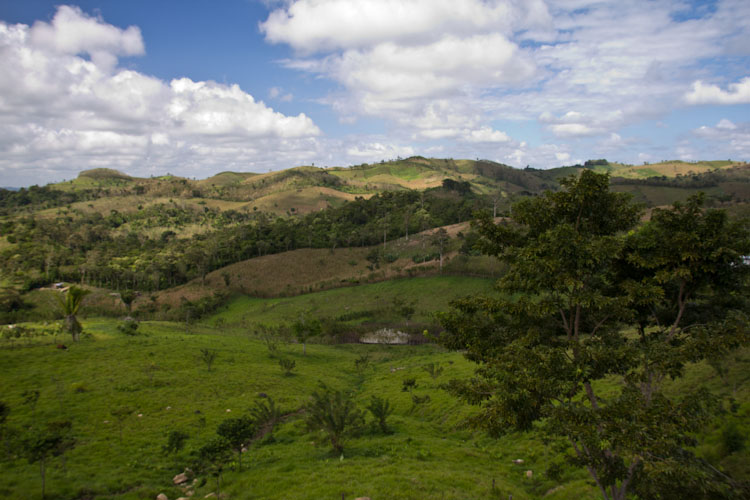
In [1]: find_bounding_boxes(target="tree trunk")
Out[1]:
[65,315,81,342]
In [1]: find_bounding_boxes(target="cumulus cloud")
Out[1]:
[261,0,551,53]
[0,6,320,185]
[272,0,538,140]
[684,77,750,105]
[29,5,144,70]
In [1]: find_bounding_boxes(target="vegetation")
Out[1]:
[57,286,90,342]
[439,171,750,499]
[1,158,749,499]
[305,383,365,454]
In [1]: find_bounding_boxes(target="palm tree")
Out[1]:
[57,286,90,342]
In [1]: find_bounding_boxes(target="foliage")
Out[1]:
[200,348,218,371]
[56,286,91,342]
[22,420,75,499]
[116,318,139,336]
[402,378,417,392]
[422,362,444,380]
[439,171,750,500]
[278,357,296,376]
[354,353,371,374]
[292,311,321,355]
[163,429,189,455]
[305,383,364,454]
[366,395,393,434]
[194,436,232,495]
[249,396,282,439]
[216,416,255,471]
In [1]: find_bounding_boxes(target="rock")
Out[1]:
[156,494,168,500]
[526,470,533,479]
[513,458,524,464]
[173,472,189,485]
[360,328,410,344]
[355,497,372,500]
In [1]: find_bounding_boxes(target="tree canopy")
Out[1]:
[439,170,750,499]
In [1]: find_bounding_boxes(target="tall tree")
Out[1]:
[57,286,91,342]
[439,171,750,500]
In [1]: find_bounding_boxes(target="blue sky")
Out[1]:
[1,0,749,186]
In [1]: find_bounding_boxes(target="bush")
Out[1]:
[116,318,139,336]
[278,358,296,376]
[305,383,364,454]
[366,396,393,434]
[163,430,189,455]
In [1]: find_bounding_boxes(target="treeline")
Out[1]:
[1,186,488,292]
[0,186,100,215]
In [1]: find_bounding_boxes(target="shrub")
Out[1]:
[199,348,217,372]
[278,358,296,376]
[422,362,443,380]
[116,318,139,336]
[305,383,364,454]
[249,396,281,439]
[366,396,393,434]
[163,430,189,455]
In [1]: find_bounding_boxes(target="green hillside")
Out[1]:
[0,311,746,499]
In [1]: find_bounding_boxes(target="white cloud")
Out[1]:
[272,1,539,139]
[0,6,321,185]
[261,0,551,53]
[268,0,750,150]
[684,77,750,105]
[465,127,511,143]
[29,5,144,70]
[692,119,750,159]
[345,141,415,160]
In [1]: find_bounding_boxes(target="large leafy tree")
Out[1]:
[439,171,750,500]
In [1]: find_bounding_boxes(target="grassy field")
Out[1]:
[1,316,602,500]
[208,276,497,328]
[2,288,748,499]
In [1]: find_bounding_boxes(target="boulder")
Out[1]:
[156,494,168,500]
[173,472,189,485]
[360,328,409,344]
[525,470,533,479]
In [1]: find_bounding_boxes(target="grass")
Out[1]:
[209,276,496,328]
[0,317,597,500]
[1,302,747,499]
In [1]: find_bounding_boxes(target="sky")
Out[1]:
[0,0,749,187]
